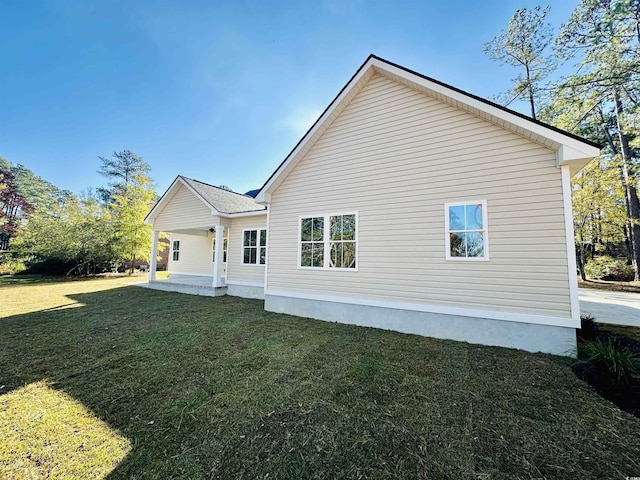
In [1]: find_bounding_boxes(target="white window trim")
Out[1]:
[444,200,489,261]
[297,212,359,271]
[242,228,267,266]
[171,239,181,262]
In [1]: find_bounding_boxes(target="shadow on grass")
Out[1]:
[2,285,640,478]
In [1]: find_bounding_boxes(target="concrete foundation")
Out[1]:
[265,294,577,356]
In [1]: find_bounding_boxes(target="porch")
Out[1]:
[146,274,227,297]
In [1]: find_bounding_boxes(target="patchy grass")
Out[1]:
[0,381,131,478]
[1,278,640,478]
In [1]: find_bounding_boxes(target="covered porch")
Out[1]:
[147,224,229,296]
[145,273,222,297]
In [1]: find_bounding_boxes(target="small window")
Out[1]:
[212,237,228,263]
[300,213,357,269]
[172,240,180,262]
[243,229,266,265]
[445,201,488,260]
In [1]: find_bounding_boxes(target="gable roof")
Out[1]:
[255,55,600,204]
[180,176,266,214]
[145,175,266,223]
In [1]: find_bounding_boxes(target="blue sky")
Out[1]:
[0,0,579,196]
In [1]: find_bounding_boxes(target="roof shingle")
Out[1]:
[180,176,266,214]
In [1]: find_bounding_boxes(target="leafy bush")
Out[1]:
[584,255,635,281]
[579,314,598,340]
[0,253,27,275]
[581,338,640,387]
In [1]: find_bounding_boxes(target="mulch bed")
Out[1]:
[574,319,640,417]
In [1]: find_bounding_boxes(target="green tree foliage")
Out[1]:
[572,159,627,278]
[98,151,160,274]
[483,5,555,119]
[111,175,156,274]
[97,150,152,203]
[14,195,119,275]
[554,0,640,280]
[11,163,72,211]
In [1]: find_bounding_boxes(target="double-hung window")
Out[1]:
[300,213,357,269]
[171,240,180,262]
[243,229,266,265]
[445,201,488,260]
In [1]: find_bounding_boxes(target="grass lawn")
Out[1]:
[1,277,639,479]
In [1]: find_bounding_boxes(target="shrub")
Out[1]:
[581,338,640,387]
[584,255,635,281]
[579,314,598,340]
[0,253,27,275]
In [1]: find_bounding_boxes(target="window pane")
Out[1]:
[301,243,312,267]
[330,215,341,241]
[243,247,251,264]
[250,230,257,247]
[450,233,465,257]
[312,217,324,241]
[312,243,324,267]
[465,204,483,230]
[330,242,343,268]
[343,242,356,268]
[449,206,465,230]
[243,230,251,246]
[250,247,257,264]
[173,240,179,250]
[301,218,312,241]
[223,239,228,263]
[260,229,267,247]
[342,215,356,240]
[173,251,179,261]
[466,232,484,257]
[212,239,216,262]
[259,247,266,265]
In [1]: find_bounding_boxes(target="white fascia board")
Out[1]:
[224,209,268,218]
[254,60,376,204]
[145,176,183,223]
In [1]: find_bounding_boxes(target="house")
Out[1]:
[144,176,267,299]
[145,55,600,356]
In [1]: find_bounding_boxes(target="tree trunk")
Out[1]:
[525,63,536,119]
[613,90,640,281]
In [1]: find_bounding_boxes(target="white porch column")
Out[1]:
[212,225,225,287]
[149,230,159,282]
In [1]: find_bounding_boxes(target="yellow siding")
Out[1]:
[267,73,571,318]
[226,215,267,285]
[168,233,212,276]
[153,184,216,231]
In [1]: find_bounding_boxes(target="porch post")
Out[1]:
[212,225,225,287]
[149,230,159,282]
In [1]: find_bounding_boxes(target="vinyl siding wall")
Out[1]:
[153,184,217,231]
[168,233,212,276]
[226,215,267,286]
[266,73,572,319]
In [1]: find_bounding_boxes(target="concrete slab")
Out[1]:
[579,288,640,327]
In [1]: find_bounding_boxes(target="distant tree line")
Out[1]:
[0,150,164,276]
[485,0,640,281]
